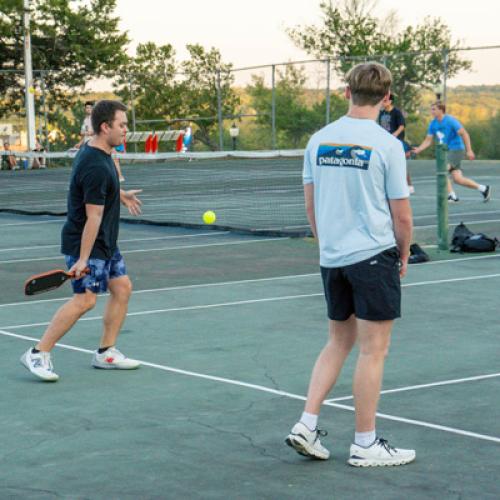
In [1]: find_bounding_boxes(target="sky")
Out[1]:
[115,0,500,86]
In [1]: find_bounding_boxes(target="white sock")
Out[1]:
[449,191,458,199]
[478,184,486,193]
[355,430,376,448]
[300,412,318,431]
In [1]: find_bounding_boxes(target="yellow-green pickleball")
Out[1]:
[203,210,216,224]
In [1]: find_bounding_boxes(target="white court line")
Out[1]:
[0,219,65,227]
[0,237,287,265]
[1,328,498,444]
[0,231,230,253]
[2,272,500,331]
[413,209,500,220]
[417,218,500,229]
[0,273,320,308]
[1,259,499,309]
[325,372,500,402]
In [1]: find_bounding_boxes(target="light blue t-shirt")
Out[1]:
[427,115,464,150]
[303,116,409,268]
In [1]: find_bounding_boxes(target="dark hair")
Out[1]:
[432,101,446,113]
[91,100,127,135]
[345,62,392,106]
[84,101,94,107]
[388,93,394,102]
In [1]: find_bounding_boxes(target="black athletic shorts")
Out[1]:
[321,247,401,321]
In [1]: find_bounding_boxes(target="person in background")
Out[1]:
[378,94,414,194]
[75,101,95,149]
[2,141,19,170]
[413,101,490,203]
[31,137,46,169]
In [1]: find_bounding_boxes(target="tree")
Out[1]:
[115,43,239,150]
[179,44,239,150]
[114,42,181,130]
[0,0,129,118]
[287,0,471,113]
[247,64,347,148]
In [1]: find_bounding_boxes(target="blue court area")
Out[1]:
[0,206,499,499]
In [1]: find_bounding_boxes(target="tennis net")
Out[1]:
[0,150,309,236]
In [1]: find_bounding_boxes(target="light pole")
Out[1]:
[229,123,239,151]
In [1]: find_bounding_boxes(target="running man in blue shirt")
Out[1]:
[285,62,415,467]
[413,101,491,202]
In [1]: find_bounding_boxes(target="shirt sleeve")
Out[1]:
[385,141,409,199]
[303,140,314,185]
[427,121,435,136]
[450,116,463,131]
[395,109,405,128]
[81,166,108,205]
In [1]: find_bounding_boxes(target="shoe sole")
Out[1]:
[483,190,491,202]
[20,354,59,382]
[285,435,329,460]
[348,455,415,467]
[92,362,140,370]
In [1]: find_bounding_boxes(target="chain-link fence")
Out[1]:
[3,45,500,157]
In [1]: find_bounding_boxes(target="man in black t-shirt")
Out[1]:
[21,101,143,381]
[378,94,414,193]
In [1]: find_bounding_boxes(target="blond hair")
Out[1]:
[345,62,392,106]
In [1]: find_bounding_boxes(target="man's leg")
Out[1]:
[100,275,132,348]
[285,315,357,459]
[304,315,357,415]
[348,318,415,466]
[21,291,96,381]
[37,291,97,352]
[450,168,480,190]
[352,318,392,433]
[92,275,139,369]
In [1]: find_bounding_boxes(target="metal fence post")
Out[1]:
[40,71,49,153]
[128,76,137,152]
[442,48,449,104]
[216,68,224,151]
[325,59,331,125]
[271,64,276,149]
[435,142,449,250]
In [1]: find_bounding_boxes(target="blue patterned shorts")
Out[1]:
[65,249,127,294]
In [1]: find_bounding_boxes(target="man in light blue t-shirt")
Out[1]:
[285,62,415,467]
[413,101,490,202]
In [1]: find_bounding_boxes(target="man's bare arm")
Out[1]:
[304,183,317,240]
[388,198,413,277]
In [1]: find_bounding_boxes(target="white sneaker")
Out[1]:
[20,347,59,382]
[285,422,330,460]
[92,347,140,370]
[348,437,415,467]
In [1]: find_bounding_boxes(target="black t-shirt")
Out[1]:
[61,144,120,259]
[378,107,405,140]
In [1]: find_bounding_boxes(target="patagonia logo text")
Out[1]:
[316,144,372,170]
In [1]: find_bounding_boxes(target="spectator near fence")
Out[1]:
[2,141,19,170]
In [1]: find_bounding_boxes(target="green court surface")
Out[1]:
[0,161,499,499]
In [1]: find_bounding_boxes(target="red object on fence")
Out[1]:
[175,132,184,152]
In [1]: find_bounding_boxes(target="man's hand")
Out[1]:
[121,189,143,216]
[411,147,419,156]
[466,150,475,161]
[69,258,89,279]
[399,255,409,278]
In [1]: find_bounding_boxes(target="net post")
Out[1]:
[436,142,449,250]
[271,64,276,149]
